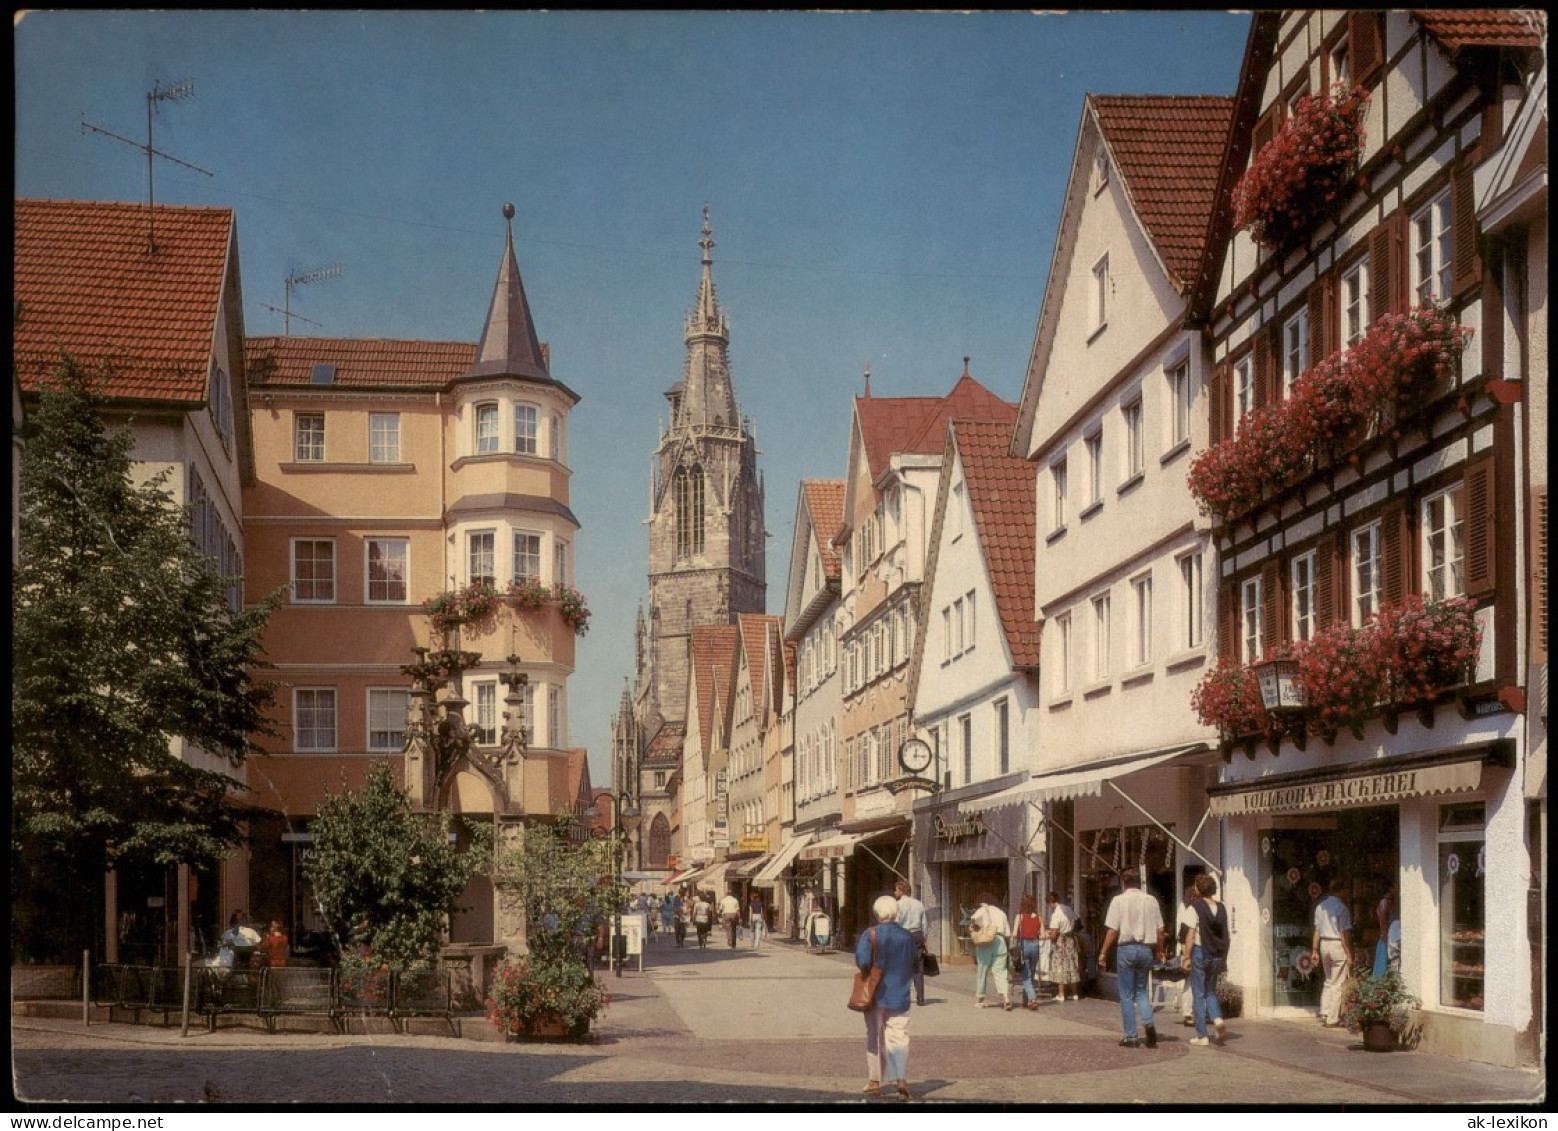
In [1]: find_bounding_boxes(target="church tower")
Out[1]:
[643,206,767,733]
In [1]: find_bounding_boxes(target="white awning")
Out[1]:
[750,832,814,887]
[1207,741,1512,818]
[798,830,872,861]
[958,743,1211,815]
[681,860,736,892]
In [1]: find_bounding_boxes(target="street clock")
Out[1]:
[898,737,933,776]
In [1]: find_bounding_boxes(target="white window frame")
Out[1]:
[1283,308,1309,398]
[1412,190,1453,306]
[950,482,965,541]
[293,687,337,753]
[965,591,977,653]
[365,537,409,604]
[549,413,562,461]
[1342,259,1371,349]
[994,698,1010,775]
[554,540,569,587]
[548,685,562,749]
[1177,549,1204,650]
[1085,427,1103,507]
[1168,360,1191,448]
[294,412,325,462]
[367,688,410,751]
[1241,576,1264,664]
[473,681,498,746]
[474,401,500,455]
[1123,394,1144,480]
[1091,253,1110,333]
[1054,613,1073,696]
[1291,550,1317,643]
[468,529,496,586]
[1422,485,1466,601]
[942,607,953,663]
[959,713,973,786]
[291,537,337,604]
[1330,34,1350,86]
[514,402,539,456]
[1352,521,1382,626]
[1091,592,1111,680]
[369,412,400,463]
[1051,456,1068,531]
[1131,572,1153,668]
[513,530,543,583]
[1234,356,1255,429]
[953,597,966,657]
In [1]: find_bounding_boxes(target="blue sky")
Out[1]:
[15,10,1253,783]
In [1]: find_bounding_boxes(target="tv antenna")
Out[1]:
[81,78,214,251]
[265,266,342,335]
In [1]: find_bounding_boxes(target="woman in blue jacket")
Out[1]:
[855,894,919,1101]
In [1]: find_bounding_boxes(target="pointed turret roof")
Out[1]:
[675,205,740,428]
[464,203,550,382]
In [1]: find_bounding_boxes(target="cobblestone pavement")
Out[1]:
[10,937,1545,1107]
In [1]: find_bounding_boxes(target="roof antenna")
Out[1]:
[81,78,214,253]
[963,356,971,379]
[264,265,342,335]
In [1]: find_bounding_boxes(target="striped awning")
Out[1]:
[750,833,814,887]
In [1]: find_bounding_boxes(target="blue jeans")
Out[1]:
[1116,942,1155,1040]
[1189,946,1225,1039]
[1018,939,1041,1003]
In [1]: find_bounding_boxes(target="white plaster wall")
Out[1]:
[793,604,843,829]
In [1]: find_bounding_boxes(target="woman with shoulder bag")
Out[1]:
[1183,872,1231,1046]
[854,896,918,1101]
[1011,896,1045,1010]
[1045,892,1082,1003]
[968,892,1012,1011]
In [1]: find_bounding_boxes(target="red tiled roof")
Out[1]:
[246,335,477,389]
[1413,10,1545,54]
[690,624,739,747]
[565,748,591,806]
[855,395,943,481]
[954,419,1040,668]
[801,479,845,578]
[645,722,686,766]
[904,372,1018,453]
[14,198,235,402]
[1091,95,1235,291]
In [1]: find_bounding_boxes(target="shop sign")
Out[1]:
[934,812,987,843]
[1210,758,1482,817]
[738,835,769,852]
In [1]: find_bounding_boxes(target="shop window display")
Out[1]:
[1438,802,1485,1012]
[1077,823,1177,942]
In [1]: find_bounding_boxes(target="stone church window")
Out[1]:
[675,465,705,558]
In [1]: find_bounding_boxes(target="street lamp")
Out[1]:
[596,793,641,977]
[1253,656,1306,751]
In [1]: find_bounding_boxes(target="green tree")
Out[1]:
[11,360,280,960]
[303,764,493,969]
[495,813,622,965]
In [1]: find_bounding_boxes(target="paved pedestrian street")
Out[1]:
[10,937,1544,1107]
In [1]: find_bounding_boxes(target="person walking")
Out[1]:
[1311,877,1353,1026]
[1045,891,1081,1003]
[672,892,688,948]
[1182,872,1230,1047]
[1373,882,1396,976]
[1010,896,1045,1010]
[1097,871,1165,1048]
[719,890,742,949]
[855,894,918,1102]
[692,891,714,949]
[746,891,766,949]
[892,880,928,1006]
[1175,886,1200,1026]
[968,892,1012,1011]
[660,893,675,941]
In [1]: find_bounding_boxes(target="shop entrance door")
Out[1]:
[1263,807,1397,1011]
[945,864,1008,959]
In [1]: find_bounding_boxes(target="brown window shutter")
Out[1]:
[1208,362,1230,445]
[1316,532,1339,629]
[1534,488,1549,664]
[1381,500,1412,604]
[1464,452,1497,598]
[1452,159,1482,298]
[1261,560,1284,656]
[1370,214,1406,319]
[1253,324,1276,409]
[1308,273,1332,364]
[1217,583,1237,664]
[1349,11,1384,85]
[1251,104,1280,163]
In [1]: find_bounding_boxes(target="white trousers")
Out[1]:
[1318,938,1350,1024]
[864,1006,910,1084]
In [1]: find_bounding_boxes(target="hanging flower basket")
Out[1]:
[424,580,500,634]
[424,580,592,638]
[1233,84,1369,253]
[1192,659,1270,740]
[1372,595,1481,704]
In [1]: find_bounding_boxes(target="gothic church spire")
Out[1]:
[676,204,738,428]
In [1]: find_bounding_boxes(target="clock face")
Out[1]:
[899,738,933,775]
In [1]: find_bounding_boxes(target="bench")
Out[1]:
[258,967,336,1033]
[200,966,263,1031]
[334,964,394,1033]
[390,968,457,1036]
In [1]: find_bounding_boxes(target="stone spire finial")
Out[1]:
[963,356,971,378]
[863,361,872,399]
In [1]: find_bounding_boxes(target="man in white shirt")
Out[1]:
[719,891,742,948]
[1176,887,1200,1026]
[1097,872,1166,1048]
[893,880,928,1006]
[1311,878,1354,1026]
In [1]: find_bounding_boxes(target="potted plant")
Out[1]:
[1215,975,1243,1020]
[486,951,607,1039]
[1340,966,1421,1051]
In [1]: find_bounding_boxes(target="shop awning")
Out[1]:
[729,855,769,879]
[1207,740,1514,818]
[750,832,814,887]
[799,830,872,861]
[958,743,1211,815]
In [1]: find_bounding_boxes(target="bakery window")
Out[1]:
[1438,801,1485,1012]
